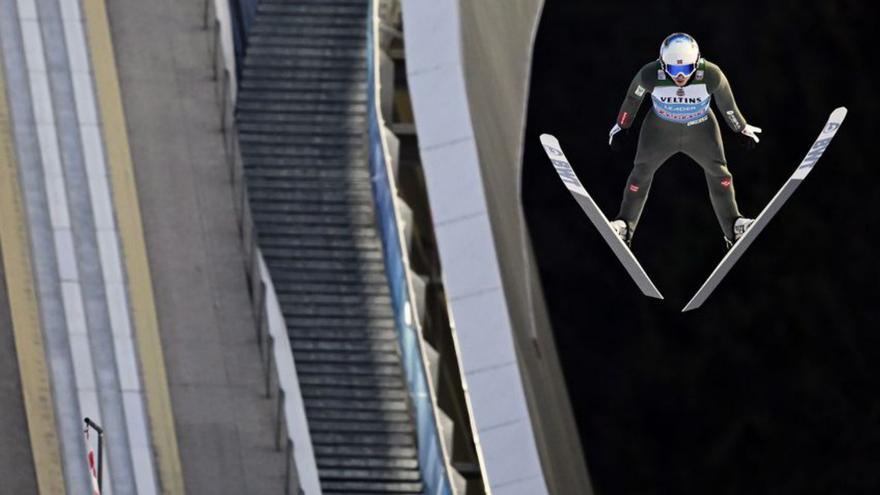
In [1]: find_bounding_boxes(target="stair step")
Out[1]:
[287,322,395,337]
[243,55,366,70]
[264,256,385,273]
[320,467,420,482]
[245,166,370,181]
[238,90,367,106]
[278,285,389,300]
[258,0,367,5]
[285,313,394,327]
[297,374,404,390]
[256,221,378,235]
[248,23,365,38]
[297,363,404,378]
[237,111,367,126]
[256,218,378,234]
[247,177,372,192]
[321,480,423,494]
[238,121,365,136]
[316,456,419,471]
[256,234,381,251]
[251,13,365,28]
[249,187,373,203]
[311,432,414,447]
[261,248,383,265]
[276,283,390,304]
[306,408,411,425]
[294,349,400,366]
[240,78,368,93]
[237,100,366,115]
[247,35,366,49]
[243,156,365,169]
[246,45,366,60]
[248,189,374,205]
[269,268,388,285]
[240,67,366,82]
[281,294,392,310]
[301,386,407,402]
[311,420,414,435]
[306,397,408,412]
[289,327,397,342]
[239,132,365,146]
[313,444,417,460]
[255,217,376,233]
[241,146,366,162]
[257,3,367,17]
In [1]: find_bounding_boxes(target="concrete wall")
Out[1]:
[404,0,593,493]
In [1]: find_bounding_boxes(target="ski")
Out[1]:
[540,134,663,299]
[683,107,847,312]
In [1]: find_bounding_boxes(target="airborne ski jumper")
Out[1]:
[608,33,762,247]
[540,32,845,307]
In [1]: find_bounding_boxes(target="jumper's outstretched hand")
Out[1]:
[609,124,628,152]
[739,124,762,150]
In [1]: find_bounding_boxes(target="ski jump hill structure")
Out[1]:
[0,0,594,493]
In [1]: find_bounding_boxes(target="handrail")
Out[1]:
[367,1,455,493]
[203,0,322,493]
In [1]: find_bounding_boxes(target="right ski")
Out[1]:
[540,134,663,299]
[682,107,847,311]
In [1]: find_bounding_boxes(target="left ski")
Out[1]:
[540,134,663,299]
[683,106,847,312]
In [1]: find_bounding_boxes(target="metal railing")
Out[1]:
[203,1,321,493]
[367,1,455,493]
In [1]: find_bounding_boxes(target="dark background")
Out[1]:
[523,1,878,494]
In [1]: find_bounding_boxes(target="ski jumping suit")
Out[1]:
[615,58,749,240]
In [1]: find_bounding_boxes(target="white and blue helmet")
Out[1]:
[659,33,700,78]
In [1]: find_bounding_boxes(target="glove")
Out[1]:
[609,124,630,152]
[737,124,762,151]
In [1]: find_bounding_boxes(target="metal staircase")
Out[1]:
[236,0,424,493]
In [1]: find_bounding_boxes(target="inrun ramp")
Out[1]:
[237,0,424,493]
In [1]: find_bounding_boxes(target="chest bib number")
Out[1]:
[651,84,711,124]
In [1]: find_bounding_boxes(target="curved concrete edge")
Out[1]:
[0,48,67,495]
[401,2,548,494]
[81,0,185,492]
[457,2,595,493]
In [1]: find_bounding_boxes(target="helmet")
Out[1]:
[659,33,700,78]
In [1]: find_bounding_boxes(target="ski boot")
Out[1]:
[724,217,755,249]
[610,219,632,247]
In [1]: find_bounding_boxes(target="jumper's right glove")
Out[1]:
[608,124,630,152]
[737,124,762,151]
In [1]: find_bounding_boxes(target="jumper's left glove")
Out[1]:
[738,124,762,151]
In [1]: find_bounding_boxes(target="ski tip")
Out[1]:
[539,133,557,144]
[831,107,848,120]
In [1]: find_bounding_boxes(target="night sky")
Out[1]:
[522,1,878,493]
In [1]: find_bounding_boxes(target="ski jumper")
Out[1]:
[614,59,749,240]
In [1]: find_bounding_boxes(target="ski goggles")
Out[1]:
[664,63,696,78]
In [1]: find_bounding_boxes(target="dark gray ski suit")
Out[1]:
[614,58,750,240]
